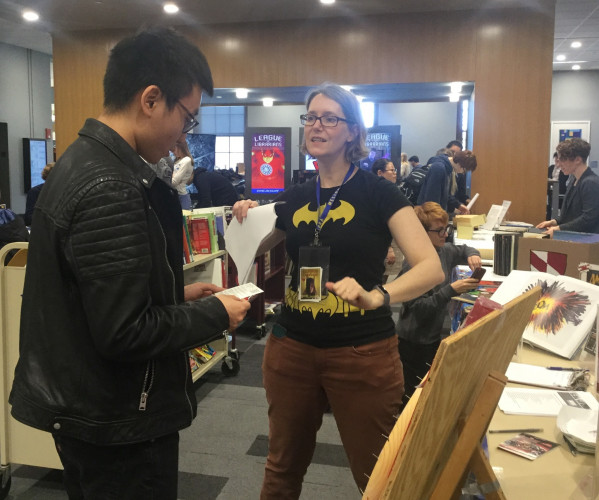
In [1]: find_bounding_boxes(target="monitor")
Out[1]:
[23,138,48,192]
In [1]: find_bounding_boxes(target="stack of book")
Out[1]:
[557,406,597,454]
[182,207,228,264]
[189,345,216,373]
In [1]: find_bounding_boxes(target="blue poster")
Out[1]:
[559,129,582,142]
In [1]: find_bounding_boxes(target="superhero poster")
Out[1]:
[250,134,285,195]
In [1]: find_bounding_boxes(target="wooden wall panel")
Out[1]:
[52,2,555,224]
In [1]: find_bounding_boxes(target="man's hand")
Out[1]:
[467,255,482,270]
[385,247,396,265]
[215,294,251,331]
[184,282,223,302]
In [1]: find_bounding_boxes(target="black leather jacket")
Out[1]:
[10,119,229,445]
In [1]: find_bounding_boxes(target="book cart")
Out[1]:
[0,243,238,498]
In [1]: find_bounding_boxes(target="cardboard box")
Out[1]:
[516,238,599,278]
[454,214,486,240]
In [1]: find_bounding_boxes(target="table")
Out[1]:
[487,346,598,499]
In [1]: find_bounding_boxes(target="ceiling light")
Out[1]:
[572,64,581,70]
[355,95,364,102]
[22,10,39,22]
[163,3,179,14]
[555,54,566,61]
[235,88,249,99]
[449,82,463,94]
[262,98,274,107]
[449,93,460,102]
[320,0,335,4]
[571,41,582,49]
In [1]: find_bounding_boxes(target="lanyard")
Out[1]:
[314,164,355,245]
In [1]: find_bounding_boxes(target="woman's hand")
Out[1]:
[451,278,479,294]
[385,246,396,265]
[232,199,258,223]
[325,277,384,310]
[467,255,482,270]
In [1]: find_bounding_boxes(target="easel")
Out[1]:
[363,287,540,500]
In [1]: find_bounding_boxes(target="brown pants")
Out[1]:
[260,333,403,499]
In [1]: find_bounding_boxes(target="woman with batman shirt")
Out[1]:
[233,83,443,498]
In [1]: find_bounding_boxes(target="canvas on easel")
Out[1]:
[363,287,540,500]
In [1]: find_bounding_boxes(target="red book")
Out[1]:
[189,217,211,254]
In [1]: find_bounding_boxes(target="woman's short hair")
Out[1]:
[371,158,392,175]
[414,202,448,230]
[557,138,591,162]
[453,150,477,172]
[300,82,368,164]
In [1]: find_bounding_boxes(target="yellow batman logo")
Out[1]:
[285,288,364,319]
[292,201,355,228]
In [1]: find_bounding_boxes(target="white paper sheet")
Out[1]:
[224,203,278,284]
[506,362,576,390]
[498,387,598,416]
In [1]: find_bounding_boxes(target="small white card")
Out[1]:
[216,283,264,300]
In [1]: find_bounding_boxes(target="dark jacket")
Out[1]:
[9,119,230,445]
[24,183,44,225]
[192,167,239,208]
[417,154,453,210]
[397,243,480,345]
[557,167,599,234]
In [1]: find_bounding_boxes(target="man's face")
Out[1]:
[449,145,462,154]
[557,154,582,176]
[141,85,203,163]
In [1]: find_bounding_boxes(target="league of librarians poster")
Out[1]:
[360,132,392,171]
[251,133,286,194]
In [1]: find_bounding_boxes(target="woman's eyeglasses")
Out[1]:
[427,225,453,236]
[300,114,351,127]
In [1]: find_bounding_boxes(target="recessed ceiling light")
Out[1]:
[216,96,222,99]
[262,98,274,107]
[572,64,581,70]
[235,88,249,99]
[22,10,39,22]
[163,3,179,14]
[320,0,335,4]
[571,41,582,49]
[555,54,566,61]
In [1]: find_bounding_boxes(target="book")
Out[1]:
[188,217,212,254]
[490,270,599,359]
[498,433,559,460]
[498,387,599,416]
[505,362,588,390]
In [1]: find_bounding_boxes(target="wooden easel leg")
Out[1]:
[466,444,506,499]
[430,372,507,500]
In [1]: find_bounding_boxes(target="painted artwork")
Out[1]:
[559,128,582,142]
[491,270,599,359]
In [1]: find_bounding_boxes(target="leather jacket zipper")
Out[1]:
[139,360,155,411]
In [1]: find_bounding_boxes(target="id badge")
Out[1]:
[298,245,330,302]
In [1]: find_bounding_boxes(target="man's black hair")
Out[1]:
[446,140,463,150]
[408,155,419,163]
[103,27,214,111]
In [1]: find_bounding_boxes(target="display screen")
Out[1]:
[305,155,319,171]
[250,133,285,195]
[23,138,48,192]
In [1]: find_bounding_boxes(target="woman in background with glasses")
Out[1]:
[172,140,194,209]
[396,201,482,399]
[233,82,443,498]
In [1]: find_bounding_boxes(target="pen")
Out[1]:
[563,434,578,457]
[547,367,580,371]
[488,428,543,434]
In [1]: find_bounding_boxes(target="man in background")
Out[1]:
[24,162,54,225]
[10,27,249,499]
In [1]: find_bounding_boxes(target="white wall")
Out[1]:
[551,70,599,170]
[0,42,53,213]
[378,101,459,164]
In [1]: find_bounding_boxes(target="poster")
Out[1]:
[549,121,590,164]
[250,133,285,195]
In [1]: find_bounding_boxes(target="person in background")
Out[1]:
[418,148,477,214]
[408,155,420,170]
[396,202,481,399]
[399,152,411,180]
[172,140,194,209]
[371,157,397,183]
[192,167,240,207]
[537,138,599,235]
[233,82,443,498]
[361,148,377,171]
[446,140,470,206]
[9,27,250,499]
[24,162,55,225]
[546,151,569,220]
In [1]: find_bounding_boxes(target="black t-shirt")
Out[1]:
[274,168,410,347]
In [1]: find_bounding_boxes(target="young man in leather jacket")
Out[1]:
[9,28,250,499]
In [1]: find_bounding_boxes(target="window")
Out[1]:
[198,106,245,170]
[215,136,244,170]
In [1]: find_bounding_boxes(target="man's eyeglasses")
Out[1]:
[300,114,351,127]
[177,101,199,133]
[385,168,397,173]
[427,225,453,236]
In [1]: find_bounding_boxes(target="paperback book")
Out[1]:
[498,433,559,460]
